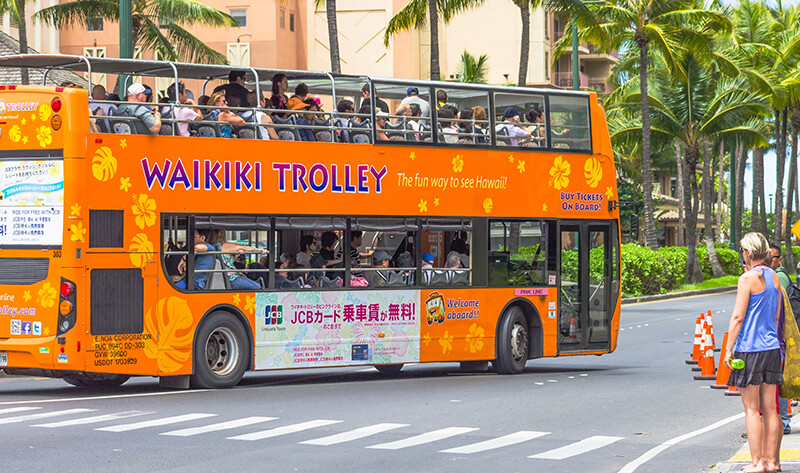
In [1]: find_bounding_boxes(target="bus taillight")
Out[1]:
[51,97,62,113]
[57,277,77,335]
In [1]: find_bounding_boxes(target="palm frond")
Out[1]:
[34,0,119,28]
[384,0,427,46]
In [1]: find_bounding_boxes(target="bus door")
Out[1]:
[558,222,614,352]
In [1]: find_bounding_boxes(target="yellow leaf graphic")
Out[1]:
[129,233,154,268]
[38,104,51,122]
[36,126,53,148]
[91,146,117,182]
[584,157,603,188]
[9,125,21,143]
[143,297,194,373]
[132,193,157,229]
[483,197,493,214]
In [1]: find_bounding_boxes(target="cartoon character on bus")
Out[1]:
[425,291,446,325]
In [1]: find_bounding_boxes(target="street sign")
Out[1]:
[792,218,800,241]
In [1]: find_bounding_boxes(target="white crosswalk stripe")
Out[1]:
[32,411,152,428]
[440,430,551,454]
[228,420,343,441]
[0,408,94,425]
[160,416,277,437]
[529,435,624,460]
[301,423,410,446]
[0,407,41,415]
[96,413,217,432]
[367,427,480,450]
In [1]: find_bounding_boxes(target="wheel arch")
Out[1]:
[194,303,255,372]
[496,298,543,360]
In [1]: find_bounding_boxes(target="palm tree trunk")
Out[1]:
[776,109,788,248]
[428,0,440,81]
[684,145,703,283]
[517,2,530,87]
[735,141,746,244]
[677,141,685,246]
[638,41,657,250]
[703,139,725,277]
[752,147,763,232]
[785,109,800,273]
[717,142,724,242]
[17,0,29,85]
[326,0,341,74]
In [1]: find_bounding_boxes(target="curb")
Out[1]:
[621,285,737,305]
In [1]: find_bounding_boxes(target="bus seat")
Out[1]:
[428,270,449,286]
[159,123,174,136]
[207,257,227,290]
[112,121,132,134]
[319,276,342,288]
[274,115,301,141]
[237,126,257,139]
[386,271,406,287]
[196,124,219,138]
[349,120,372,144]
[450,271,469,286]
[385,121,406,141]
[313,118,333,142]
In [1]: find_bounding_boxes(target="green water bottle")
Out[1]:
[730,358,745,370]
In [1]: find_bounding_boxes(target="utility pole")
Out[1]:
[572,25,579,90]
[729,140,736,250]
[119,0,133,94]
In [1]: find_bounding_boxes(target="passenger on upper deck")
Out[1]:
[472,106,488,144]
[207,91,245,138]
[525,106,569,144]
[89,85,116,133]
[376,111,389,141]
[212,70,250,108]
[401,87,431,119]
[270,73,290,116]
[436,90,450,110]
[334,99,354,142]
[496,107,531,146]
[358,83,389,115]
[117,83,162,135]
[438,108,458,144]
[175,229,214,290]
[163,81,202,137]
[293,98,318,142]
[407,103,423,140]
[287,83,309,111]
[392,104,411,124]
[243,92,279,140]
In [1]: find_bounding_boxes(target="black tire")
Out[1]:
[494,306,529,374]
[374,364,403,373]
[191,312,250,389]
[62,373,130,388]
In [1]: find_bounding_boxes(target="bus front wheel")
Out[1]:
[62,373,130,388]
[494,306,529,375]
[192,312,249,389]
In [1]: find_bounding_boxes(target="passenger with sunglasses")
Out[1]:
[206,91,245,138]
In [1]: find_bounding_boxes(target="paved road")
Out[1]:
[0,291,747,473]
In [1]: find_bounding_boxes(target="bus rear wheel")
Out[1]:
[62,373,130,388]
[191,312,249,389]
[494,306,529,375]
[374,364,403,373]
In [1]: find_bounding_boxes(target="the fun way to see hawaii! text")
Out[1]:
[396,172,508,191]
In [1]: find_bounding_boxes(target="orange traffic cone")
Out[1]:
[711,332,732,389]
[686,315,702,365]
[694,330,717,380]
[692,323,707,372]
[568,316,578,341]
[705,310,718,351]
[724,385,741,397]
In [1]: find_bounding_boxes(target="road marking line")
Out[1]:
[0,408,95,425]
[161,416,277,437]
[441,430,550,454]
[227,420,343,441]
[301,423,410,446]
[367,427,479,450]
[0,407,41,415]
[0,390,211,406]
[530,435,623,459]
[33,411,152,428]
[96,413,216,432]
[616,412,744,473]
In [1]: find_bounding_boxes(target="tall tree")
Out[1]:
[0,0,31,84]
[703,139,725,277]
[547,0,730,250]
[513,0,543,87]
[384,0,485,81]
[314,0,341,74]
[35,0,236,64]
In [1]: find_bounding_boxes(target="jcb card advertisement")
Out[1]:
[0,159,64,247]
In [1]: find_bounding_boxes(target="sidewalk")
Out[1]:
[622,285,737,305]
[708,413,800,472]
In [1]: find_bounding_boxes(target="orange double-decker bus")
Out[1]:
[0,55,620,388]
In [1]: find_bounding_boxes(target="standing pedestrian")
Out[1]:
[725,232,784,473]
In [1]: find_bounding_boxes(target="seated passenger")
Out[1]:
[401,87,431,119]
[407,103,423,141]
[212,70,251,108]
[458,108,474,142]
[472,106,488,144]
[278,253,304,281]
[116,83,162,134]
[392,104,411,124]
[334,99,354,142]
[365,250,391,287]
[320,231,343,278]
[212,229,266,290]
[376,111,389,141]
[496,107,531,146]
[207,91,245,138]
[296,235,318,268]
[293,98,318,142]
[286,82,309,111]
[89,84,117,132]
[438,108,458,144]
[242,92,279,140]
[175,229,214,290]
[270,73,290,117]
[526,105,569,144]
[162,81,202,137]
[421,252,434,269]
[447,238,470,268]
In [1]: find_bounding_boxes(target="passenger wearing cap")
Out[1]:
[365,250,392,287]
[375,110,389,141]
[401,86,431,120]
[116,83,162,134]
[495,107,531,146]
[293,98,319,142]
[421,253,434,269]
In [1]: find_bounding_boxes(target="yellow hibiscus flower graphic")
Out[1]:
[465,323,485,353]
[9,125,21,143]
[548,155,571,190]
[584,157,603,188]
[91,146,117,182]
[70,222,86,242]
[37,282,57,308]
[132,193,157,229]
[143,297,194,373]
[38,104,52,122]
[439,330,454,354]
[452,155,464,172]
[129,233,154,268]
[36,126,53,148]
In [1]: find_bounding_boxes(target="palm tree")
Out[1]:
[35,0,236,64]
[313,0,341,74]
[547,0,730,251]
[456,50,489,83]
[384,0,485,81]
[0,0,30,84]
[512,0,544,87]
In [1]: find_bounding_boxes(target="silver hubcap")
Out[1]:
[510,323,528,361]
[205,326,239,376]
